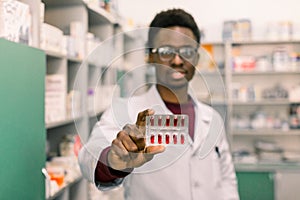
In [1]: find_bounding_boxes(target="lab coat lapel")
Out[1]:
[191,101,211,154]
[193,101,224,159]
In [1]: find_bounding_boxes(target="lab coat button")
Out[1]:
[193,181,200,188]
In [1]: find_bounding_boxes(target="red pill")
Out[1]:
[180,134,185,144]
[158,116,162,126]
[174,116,178,126]
[173,134,177,144]
[166,116,170,126]
[165,134,170,144]
[150,116,154,126]
[150,134,155,144]
[158,134,162,144]
[181,117,185,126]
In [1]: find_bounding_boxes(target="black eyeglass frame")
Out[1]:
[150,45,199,62]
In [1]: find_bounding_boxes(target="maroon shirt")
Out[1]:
[164,97,195,140]
[95,97,195,183]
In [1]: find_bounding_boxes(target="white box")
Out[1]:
[0,0,32,44]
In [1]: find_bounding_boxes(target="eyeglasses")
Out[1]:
[151,45,198,62]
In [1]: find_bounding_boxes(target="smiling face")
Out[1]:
[149,26,199,90]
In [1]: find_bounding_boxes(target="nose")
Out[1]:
[171,53,184,65]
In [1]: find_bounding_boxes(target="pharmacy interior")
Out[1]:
[1,0,300,199]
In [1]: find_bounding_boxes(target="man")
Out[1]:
[79,8,239,200]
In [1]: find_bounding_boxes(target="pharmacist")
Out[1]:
[79,8,239,200]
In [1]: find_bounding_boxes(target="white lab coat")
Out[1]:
[79,86,239,200]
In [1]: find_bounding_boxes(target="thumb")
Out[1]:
[144,145,165,155]
[136,109,155,128]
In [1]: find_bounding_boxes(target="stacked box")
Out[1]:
[45,75,67,123]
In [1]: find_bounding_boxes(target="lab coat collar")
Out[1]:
[147,85,211,122]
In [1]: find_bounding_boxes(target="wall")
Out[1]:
[118,0,300,42]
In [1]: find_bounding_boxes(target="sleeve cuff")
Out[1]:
[94,146,133,184]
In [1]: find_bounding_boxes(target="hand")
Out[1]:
[107,109,165,171]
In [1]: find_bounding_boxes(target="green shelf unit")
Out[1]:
[0,39,46,200]
[236,171,274,200]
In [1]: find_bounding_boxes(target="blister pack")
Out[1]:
[145,114,189,146]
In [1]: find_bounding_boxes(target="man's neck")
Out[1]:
[156,84,189,104]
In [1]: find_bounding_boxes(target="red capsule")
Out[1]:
[150,134,155,144]
[173,134,177,144]
[158,116,162,126]
[166,116,170,126]
[165,134,170,144]
[174,116,178,126]
[158,134,162,144]
[150,116,154,126]
[180,134,185,144]
[181,117,185,126]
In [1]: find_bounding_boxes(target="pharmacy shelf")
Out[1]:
[232,71,300,76]
[235,162,300,172]
[232,129,300,136]
[1,1,122,200]
[87,3,117,25]
[67,56,83,63]
[42,0,117,25]
[202,41,225,46]
[42,0,84,7]
[47,176,83,200]
[231,40,300,45]
[222,40,300,171]
[210,101,228,105]
[231,100,291,106]
[46,116,83,129]
[45,50,65,59]
[196,70,225,76]
[88,110,105,118]
[42,1,123,200]
[45,50,83,63]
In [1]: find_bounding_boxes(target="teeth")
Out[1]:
[172,71,185,79]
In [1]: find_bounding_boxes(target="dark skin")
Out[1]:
[107,26,199,171]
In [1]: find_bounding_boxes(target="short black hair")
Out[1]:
[148,8,201,48]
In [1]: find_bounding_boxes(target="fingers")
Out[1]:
[109,130,165,169]
[123,124,145,151]
[112,130,139,156]
[109,109,164,170]
[136,109,154,127]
